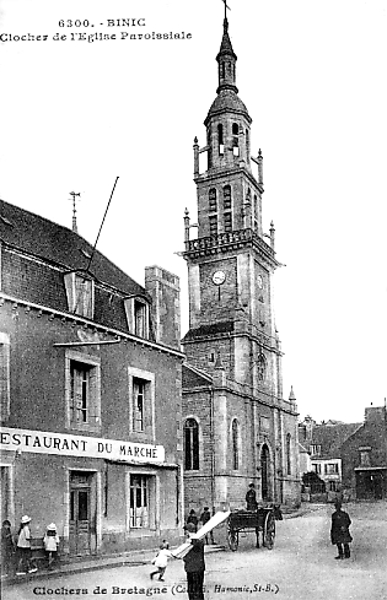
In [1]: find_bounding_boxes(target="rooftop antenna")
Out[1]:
[86,176,119,274]
[69,191,81,233]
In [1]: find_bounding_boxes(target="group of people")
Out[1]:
[185,506,215,545]
[149,521,206,600]
[1,515,60,577]
[149,506,214,600]
[2,496,352,596]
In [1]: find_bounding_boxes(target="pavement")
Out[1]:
[1,543,224,587]
[2,503,318,587]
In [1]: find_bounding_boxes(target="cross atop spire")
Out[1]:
[221,0,231,20]
[215,2,237,95]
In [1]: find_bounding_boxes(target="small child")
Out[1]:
[43,523,60,569]
[1,520,15,576]
[16,515,37,575]
[150,541,173,582]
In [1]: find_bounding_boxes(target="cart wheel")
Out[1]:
[227,529,238,552]
[263,511,275,550]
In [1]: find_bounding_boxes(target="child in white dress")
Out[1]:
[150,541,173,581]
[43,523,60,569]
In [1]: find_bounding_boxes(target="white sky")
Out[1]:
[1,0,387,424]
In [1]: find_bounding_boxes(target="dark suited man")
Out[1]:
[183,523,206,600]
[330,500,352,559]
[246,483,258,511]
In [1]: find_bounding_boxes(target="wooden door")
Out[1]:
[69,474,92,556]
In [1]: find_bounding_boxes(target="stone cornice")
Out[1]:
[194,164,263,193]
[183,228,278,269]
[183,328,283,357]
[0,292,185,360]
[182,379,298,416]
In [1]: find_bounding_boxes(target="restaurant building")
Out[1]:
[0,198,184,555]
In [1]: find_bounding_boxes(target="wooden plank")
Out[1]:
[172,510,230,558]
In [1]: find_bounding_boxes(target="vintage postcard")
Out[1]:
[1,1,386,599]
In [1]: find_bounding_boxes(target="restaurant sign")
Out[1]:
[0,427,165,464]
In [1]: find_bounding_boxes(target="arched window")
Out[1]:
[217,124,224,155]
[257,351,266,381]
[246,188,252,227]
[253,194,258,230]
[261,444,270,501]
[246,129,250,158]
[207,128,212,169]
[184,418,199,470]
[209,188,217,212]
[223,186,232,232]
[232,123,239,156]
[232,419,239,470]
[209,215,218,237]
[286,434,291,475]
[223,186,231,210]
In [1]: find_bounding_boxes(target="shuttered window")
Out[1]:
[64,273,94,319]
[0,334,10,421]
[66,352,101,431]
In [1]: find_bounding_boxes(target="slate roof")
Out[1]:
[182,363,213,389]
[310,423,362,459]
[182,320,234,342]
[0,198,146,297]
[206,89,251,123]
[217,18,237,60]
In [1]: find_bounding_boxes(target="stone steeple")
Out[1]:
[181,6,301,513]
[216,17,238,94]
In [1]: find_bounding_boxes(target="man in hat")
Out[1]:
[330,500,352,559]
[182,522,205,600]
[199,507,215,545]
[246,483,258,511]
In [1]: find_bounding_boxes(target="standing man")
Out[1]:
[246,483,258,511]
[186,509,199,532]
[183,523,205,600]
[199,507,215,545]
[330,500,352,559]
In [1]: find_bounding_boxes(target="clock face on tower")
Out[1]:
[212,270,226,286]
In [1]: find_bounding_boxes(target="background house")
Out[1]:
[341,404,387,500]
[298,416,361,500]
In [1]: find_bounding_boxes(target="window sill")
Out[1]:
[67,424,102,434]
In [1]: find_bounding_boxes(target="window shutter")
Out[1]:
[0,341,10,420]
[64,273,75,312]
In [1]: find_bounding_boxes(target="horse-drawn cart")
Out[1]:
[227,507,276,551]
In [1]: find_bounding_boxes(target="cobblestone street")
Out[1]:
[3,502,387,600]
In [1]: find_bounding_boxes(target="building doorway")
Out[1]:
[261,444,270,501]
[0,466,12,525]
[69,472,96,555]
[355,470,385,500]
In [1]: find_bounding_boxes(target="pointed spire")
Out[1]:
[289,386,296,401]
[218,18,236,60]
[216,17,238,94]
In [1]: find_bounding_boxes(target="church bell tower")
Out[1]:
[181,11,300,509]
[183,15,281,399]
